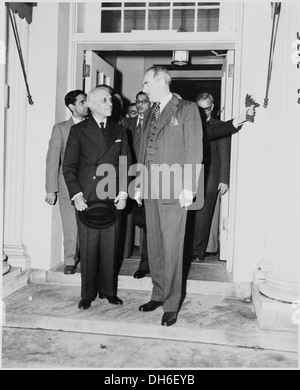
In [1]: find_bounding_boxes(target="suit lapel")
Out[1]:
[155,95,179,139]
[84,116,104,149]
[96,118,120,162]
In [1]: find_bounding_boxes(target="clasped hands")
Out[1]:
[74,192,127,211]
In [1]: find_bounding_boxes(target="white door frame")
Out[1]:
[69,37,241,277]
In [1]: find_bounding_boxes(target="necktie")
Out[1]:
[136,119,143,135]
[152,102,160,121]
[100,121,106,136]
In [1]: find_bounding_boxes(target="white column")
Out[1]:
[1,5,6,272]
[258,3,300,304]
[3,15,30,270]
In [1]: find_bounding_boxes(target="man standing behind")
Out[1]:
[45,90,88,275]
[191,93,255,262]
[191,93,231,263]
[123,91,151,278]
[63,86,131,310]
[135,66,203,327]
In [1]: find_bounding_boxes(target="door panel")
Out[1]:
[84,51,115,93]
[219,50,234,267]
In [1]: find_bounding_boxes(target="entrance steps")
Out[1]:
[3,282,297,354]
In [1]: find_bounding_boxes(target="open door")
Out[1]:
[218,50,234,269]
[83,51,115,93]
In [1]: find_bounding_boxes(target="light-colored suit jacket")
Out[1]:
[138,94,203,202]
[45,117,74,199]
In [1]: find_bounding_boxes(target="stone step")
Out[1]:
[3,283,297,353]
[2,267,30,300]
[30,258,251,299]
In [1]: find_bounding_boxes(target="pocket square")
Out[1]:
[115,139,122,143]
[170,117,179,126]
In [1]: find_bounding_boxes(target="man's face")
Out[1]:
[142,70,161,103]
[135,93,151,115]
[72,94,88,118]
[88,89,113,118]
[197,98,214,122]
[126,104,138,118]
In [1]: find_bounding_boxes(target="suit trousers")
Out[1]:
[58,196,79,266]
[192,191,219,258]
[76,213,121,300]
[206,194,220,253]
[144,199,187,312]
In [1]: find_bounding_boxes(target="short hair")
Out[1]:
[64,90,86,109]
[126,102,137,112]
[146,66,171,85]
[96,84,114,95]
[136,91,149,100]
[195,92,214,104]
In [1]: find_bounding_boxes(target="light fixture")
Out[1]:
[171,50,189,66]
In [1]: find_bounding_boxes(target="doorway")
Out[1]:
[72,46,235,281]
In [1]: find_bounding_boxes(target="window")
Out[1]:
[98,2,220,33]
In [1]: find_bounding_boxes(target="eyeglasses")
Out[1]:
[135,99,149,105]
[203,106,213,112]
[128,110,137,115]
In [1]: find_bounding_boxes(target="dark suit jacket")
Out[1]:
[63,116,131,202]
[138,94,203,200]
[123,116,140,163]
[204,117,231,193]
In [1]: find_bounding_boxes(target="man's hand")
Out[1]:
[134,188,142,206]
[218,183,229,196]
[45,192,57,205]
[179,189,194,209]
[233,105,256,128]
[74,194,88,211]
[114,192,128,210]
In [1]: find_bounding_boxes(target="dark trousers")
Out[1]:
[192,191,219,258]
[76,213,120,300]
[137,226,149,273]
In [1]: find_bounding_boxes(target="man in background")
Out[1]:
[45,90,88,274]
[123,91,151,279]
[191,93,231,263]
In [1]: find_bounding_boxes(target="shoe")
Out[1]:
[99,293,123,306]
[133,270,148,279]
[161,312,177,327]
[191,255,204,263]
[205,251,218,257]
[63,265,77,275]
[139,300,163,312]
[78,299,92,310]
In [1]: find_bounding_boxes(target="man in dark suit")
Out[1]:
[45,90,88,275]
[191,93,231,262]
[135,66,203,327]
[63,86,131,310]
[123,91,151,279]
[190,93,255,262]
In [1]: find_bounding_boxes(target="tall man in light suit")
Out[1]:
[45,90,88,275]
[135,66,203,327]
[135,67,256,327]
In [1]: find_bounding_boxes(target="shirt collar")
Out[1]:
[72,115,85,124]
[92,115,107,128]
[159,92,173,113]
